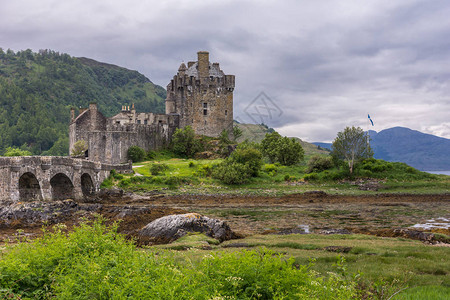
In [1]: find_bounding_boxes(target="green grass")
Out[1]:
[102,153,450,195]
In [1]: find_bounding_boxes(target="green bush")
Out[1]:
[212,162,251,184]
[171,126,203,157]
[307,155,334,173]
[212,143,263,184]
[146,150,157,160]
[0,219,357,299]
[304,172,319,181]
[149,163,168,175]
[261,132,304,165]
[127,146,146,162]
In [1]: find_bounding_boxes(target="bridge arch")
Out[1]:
[81,173,95,197]
[50,173,74,200]
[19,172,42,201]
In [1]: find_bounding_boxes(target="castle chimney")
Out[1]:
[89,103,98,131]
[70,107,75,121]
[197,51,209,80]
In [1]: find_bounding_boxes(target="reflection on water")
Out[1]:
[411,217,450,230]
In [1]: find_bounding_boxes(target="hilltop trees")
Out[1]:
[331,126,373,174]
[261,132,304,166]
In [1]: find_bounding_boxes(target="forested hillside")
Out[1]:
[0,48,166,155]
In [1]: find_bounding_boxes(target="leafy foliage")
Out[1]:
[2,146,32,156]
[70,140,87,156]
[127,145,146,162]
[171,126,203,157]
[307,155,334,173]
[0,219,357,299]
[261,131,304,165]
[212,143,263,184]
[331,126,373,174]
[0,48,166,155]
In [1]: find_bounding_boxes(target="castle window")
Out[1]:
[203,102,208,116]
[203,109,207,116]
[225,110,228,116]
[144,120,148,125]
[203,103,207,108]
[137,120,141,124]
[116,121,120,124]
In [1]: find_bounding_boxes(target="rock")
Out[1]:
[0,200,82,227]
[392,228,435,242]
[98,188,124,200]
[319,228,352,235]
[324,246,352,253]
[138,213,238,244]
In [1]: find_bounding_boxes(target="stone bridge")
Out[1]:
[0,156,131,202]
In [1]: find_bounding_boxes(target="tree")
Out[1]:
[127,146,146,163]
[171,126,202,157]
[276,137,304,166]
[331,126,373,174]
[232,125,243,141]
[261,132,304,166]
[71,140,88,156]
[261,132,282,163]
[212,143,263,184]
[3,147,32,156]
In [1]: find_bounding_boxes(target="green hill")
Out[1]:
[235,122,329,157]
[0,48,166,155]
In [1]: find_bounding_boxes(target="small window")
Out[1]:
[144,120,148,125]
[204,120,207,125]
[225,110,228,116]
[137,120,141,124]
[116,121,120,124]
[203,109,207,116]
[203,102,208,108]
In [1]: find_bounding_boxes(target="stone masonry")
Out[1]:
[70,51,235,164]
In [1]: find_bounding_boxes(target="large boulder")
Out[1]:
[138,213,238,244]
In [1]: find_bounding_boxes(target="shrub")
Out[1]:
[212,143,263,184]
[212,162,251,184]
[70,140,87,156]
[188,161,195,168]
[0,219,357,299]
[146,150,156,160]
[304,172,319,181]
[127,146,146,162]
[261,132,304,165]
[307,155,334,173]
[149,163,168,175]
[171,126,203,157]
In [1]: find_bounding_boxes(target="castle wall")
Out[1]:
[165,51,235,137]
[70,104,179,165]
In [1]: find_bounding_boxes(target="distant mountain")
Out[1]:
[0,48,166,155]
[235,122,329,157]
[313,127,450,171]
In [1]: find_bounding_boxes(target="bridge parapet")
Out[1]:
[0,156,131,202]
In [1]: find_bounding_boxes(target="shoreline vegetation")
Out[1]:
[1,139,449,298]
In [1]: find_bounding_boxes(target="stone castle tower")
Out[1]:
[165,51,235,137]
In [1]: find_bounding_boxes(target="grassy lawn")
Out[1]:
[105,156,450,196]
[153,232,450,299]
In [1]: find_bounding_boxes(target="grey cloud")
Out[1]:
[0,0,449,141]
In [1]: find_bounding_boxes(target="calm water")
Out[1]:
[424,170,450,175]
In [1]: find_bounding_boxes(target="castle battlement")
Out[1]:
[69,51,233,164]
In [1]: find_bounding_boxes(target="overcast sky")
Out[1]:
[1,0,449,142]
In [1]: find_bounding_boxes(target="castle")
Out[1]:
[69,51,235,164]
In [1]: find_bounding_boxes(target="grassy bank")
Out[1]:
[101,154,450,196]
[2,220,448,299]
